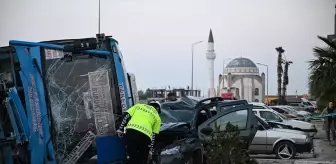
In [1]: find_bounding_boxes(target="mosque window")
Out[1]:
[254,88,259,96]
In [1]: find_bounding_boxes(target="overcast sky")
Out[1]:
[1,0,335,95]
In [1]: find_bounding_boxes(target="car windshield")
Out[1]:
[160,108,195,123]
[282,106,298,113]
[273,111,286,119]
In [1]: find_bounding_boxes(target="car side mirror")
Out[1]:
[200,127,213,135]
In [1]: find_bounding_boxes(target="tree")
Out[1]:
[282,60,293,104]
[203,123,258,164]
[309,36,336,108]
[276,47,285,105]
[138,90,148,100]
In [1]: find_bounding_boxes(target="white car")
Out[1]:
[249,102,317,137]
[280,105,312,117]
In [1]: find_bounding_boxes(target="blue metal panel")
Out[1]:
[109,41,131,111]
[10,40,111,55]
[5,98,21,144]
[29,46,57,164]
[13,44,56,164]
[8,87,29,141]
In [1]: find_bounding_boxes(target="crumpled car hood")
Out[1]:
[160,122,190,132]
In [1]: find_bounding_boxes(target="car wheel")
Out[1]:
[274,141,296,159]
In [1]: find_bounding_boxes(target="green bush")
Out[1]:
[203,122,258,164]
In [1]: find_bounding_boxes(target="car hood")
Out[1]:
[296,111,311,116]
[160,122,190,132]
[270,128,307,135]
[283,119,315,129]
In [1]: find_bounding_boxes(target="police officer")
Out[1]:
[117,101,162,164]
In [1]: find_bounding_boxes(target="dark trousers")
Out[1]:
[325,119,336,141]
[124,129,151,164]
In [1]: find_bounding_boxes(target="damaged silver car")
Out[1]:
[153,97,258,164]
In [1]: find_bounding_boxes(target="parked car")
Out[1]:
[269,106,311,122]
[287,102,315,113]
[252,108,317,137]
[250,115,314,159]
[281,105,312,117]
[155,97,258,164]
[269,106,301,119]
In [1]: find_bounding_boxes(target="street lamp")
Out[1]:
[256,63,269,99]
[191,41,203,95]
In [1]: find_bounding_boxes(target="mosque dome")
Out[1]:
[226,58,257,68]
[224,57,259,75]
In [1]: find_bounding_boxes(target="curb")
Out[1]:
[256,159,336,164]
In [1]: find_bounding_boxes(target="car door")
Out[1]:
[198,104,257,148]
[249,119,267,154]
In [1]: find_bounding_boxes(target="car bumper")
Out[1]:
[296,141,314,153]
[300,129,317,137]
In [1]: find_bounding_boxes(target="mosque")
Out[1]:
[217,57,266,102]
[204,29,266,102]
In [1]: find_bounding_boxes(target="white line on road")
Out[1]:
[256,159,336,164]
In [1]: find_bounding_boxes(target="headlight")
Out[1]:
[160,146,180,155]
[305,136,312,143]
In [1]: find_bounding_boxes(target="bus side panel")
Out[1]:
[109,41,131,112]
[116,46,134,106]
[15,46,56,164]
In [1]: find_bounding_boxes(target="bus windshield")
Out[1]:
[43,49,115,159]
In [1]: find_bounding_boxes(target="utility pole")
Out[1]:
[328,5,336,42]
[98,0,101,34]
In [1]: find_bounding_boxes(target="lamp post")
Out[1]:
[256,63,269,99]
[191,41,203,96]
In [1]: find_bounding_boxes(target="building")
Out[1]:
[146,88,202,102]
[218,57,266,102]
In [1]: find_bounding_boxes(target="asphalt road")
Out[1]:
[255,120,336,164]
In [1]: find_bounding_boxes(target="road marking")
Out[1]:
[256,159,336,164]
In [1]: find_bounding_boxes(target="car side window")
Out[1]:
[209,109,248,131]
[259,111,282,121]
[272,107,283,113]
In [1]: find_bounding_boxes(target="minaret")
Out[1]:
[206,29,216,97]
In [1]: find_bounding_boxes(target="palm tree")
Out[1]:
[276,47,285,104]
[282,60,293,103]
[309,36,336,104]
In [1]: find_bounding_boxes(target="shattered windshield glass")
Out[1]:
[42,49,115,160]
